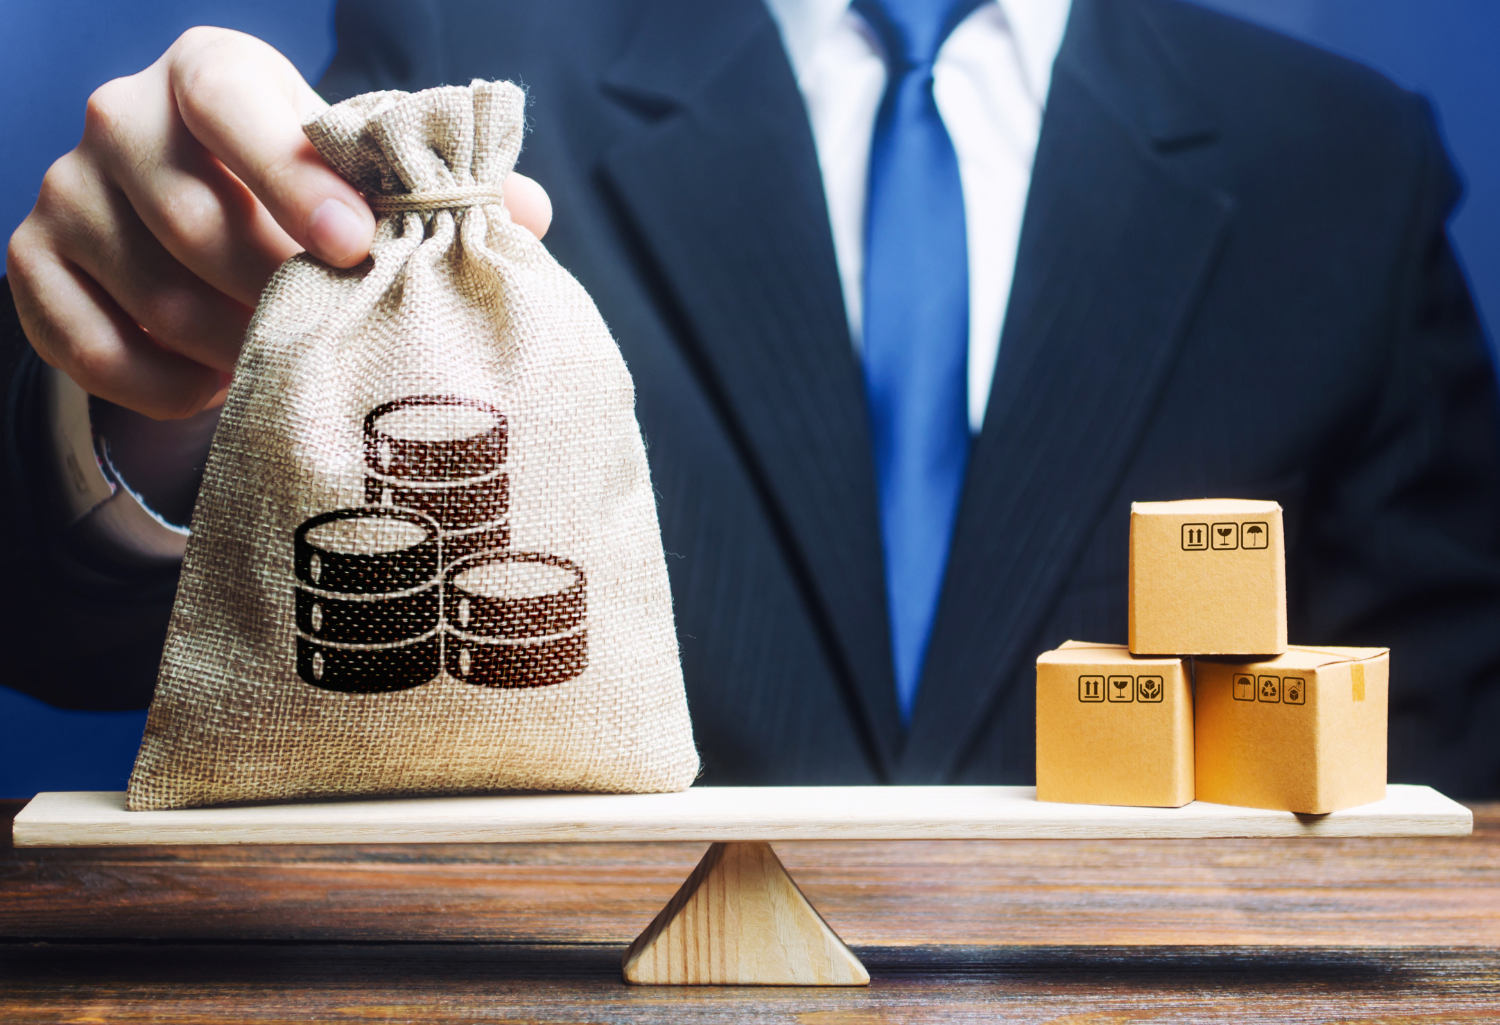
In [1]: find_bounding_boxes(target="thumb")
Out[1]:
[167,28,375,267]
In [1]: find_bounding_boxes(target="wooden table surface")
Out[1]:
[3,798,1499,1022]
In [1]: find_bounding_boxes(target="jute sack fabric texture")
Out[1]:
[126,81,699,810]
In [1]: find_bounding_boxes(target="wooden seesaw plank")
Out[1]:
[12,784,1469,847]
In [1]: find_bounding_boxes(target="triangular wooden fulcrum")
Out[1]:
[622,840,870,985]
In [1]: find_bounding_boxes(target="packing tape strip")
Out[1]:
[443,625,588,688]
[443,551,586,639]
[295,583,440,645]
[294,507,440,596]
[364,470,509,531]
[296,632,441,693]
[364,395,506,482]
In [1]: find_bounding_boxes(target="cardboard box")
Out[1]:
[1036,641,1194,808]
[1194,646,1388,814]
[1129,499,1287,656]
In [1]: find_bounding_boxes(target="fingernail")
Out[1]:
[307,199,370,266]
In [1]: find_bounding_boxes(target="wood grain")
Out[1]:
[6,802,1499,947]
[2,943,1498,1023]
[623,841,869,985]
[13,784,1472,847]
[5,801,1500,1020]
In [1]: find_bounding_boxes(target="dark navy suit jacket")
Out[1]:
[4,0,1499,794]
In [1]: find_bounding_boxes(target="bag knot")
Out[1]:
[368,187,506,214]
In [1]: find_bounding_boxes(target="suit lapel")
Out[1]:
[599,0,906,774]
[898,0,1234,780]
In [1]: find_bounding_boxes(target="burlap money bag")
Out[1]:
[126,81,698,810]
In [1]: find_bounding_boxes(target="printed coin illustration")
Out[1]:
[296,632,441,694]
[294,507,440,595]
[364,395,506,482]
[439,521,513,560]
[295,584,440,645]
[443,626,589,688]
[443,551,587,638]
[365,469,509,530]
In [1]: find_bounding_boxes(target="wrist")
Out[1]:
[44,366,217,566]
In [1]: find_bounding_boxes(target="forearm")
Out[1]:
[0,276,176,710]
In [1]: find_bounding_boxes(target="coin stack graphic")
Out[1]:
[444,551,589,687]
[294,506,443,693]
[363,396,511,558]
[294,395,588,693]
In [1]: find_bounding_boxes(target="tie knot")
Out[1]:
[852,0,987,72]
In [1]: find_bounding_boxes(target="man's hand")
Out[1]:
[6,27,553,420]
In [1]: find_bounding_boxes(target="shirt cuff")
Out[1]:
[44,366,216,565]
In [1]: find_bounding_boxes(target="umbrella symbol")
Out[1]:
[1245,525,1264,538]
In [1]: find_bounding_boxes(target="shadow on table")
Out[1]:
[0,941,1472,990]
[864,944,1461,986]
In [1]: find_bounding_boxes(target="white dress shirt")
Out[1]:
[50,0,1072,558]
[766,0,1071,431]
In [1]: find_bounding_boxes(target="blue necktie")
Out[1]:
[854,0,982,724]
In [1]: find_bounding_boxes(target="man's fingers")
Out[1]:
[9,238,224,420]
[85,67,300,307]
[38,151,252,374]
[9,26,558,425]
[166,28,375,268]
[505,172,552,240]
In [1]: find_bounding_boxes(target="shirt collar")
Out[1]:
[764,0,1074,104]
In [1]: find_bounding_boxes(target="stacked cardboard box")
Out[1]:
[1035,499,1387,814]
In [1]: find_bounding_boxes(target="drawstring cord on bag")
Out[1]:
[367,187,505,213]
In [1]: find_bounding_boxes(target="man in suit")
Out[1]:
[5,0,1500,793]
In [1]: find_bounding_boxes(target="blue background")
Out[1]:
[1,0,1497,797]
